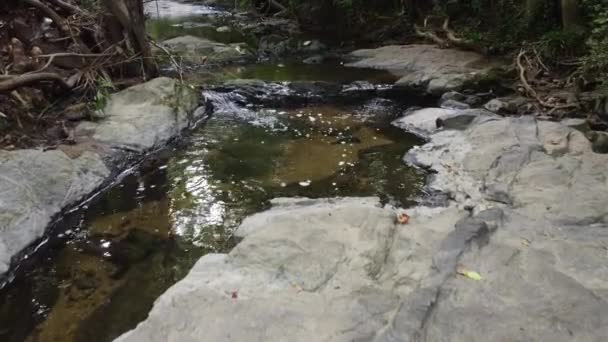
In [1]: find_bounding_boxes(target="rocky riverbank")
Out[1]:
[116,104,608,341]
[0,78,201,279]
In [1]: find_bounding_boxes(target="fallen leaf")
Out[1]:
[456,266,482,281]
[396,212,410,225]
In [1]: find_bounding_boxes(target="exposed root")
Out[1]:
[22,0,70,35]
[414,16,481,53]
[414,24,448,47]
[0,72,72,92]
[516,48,579,114]
[46,0,80,14]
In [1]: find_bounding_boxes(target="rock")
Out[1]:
[0,78,201,279]
[300,39,326,52]
[560,118,590,133]
[75,77,201,152]
[483,96,529,114]
[116,110,608,341]
[590,131,608,154]
[392,108,457,136]
[440,99,470,110]
[0,149,109,274]
[303,54,325,64]
[115,198,467,342]
[346,45,500,94]
[436,109,497,131]
[158,35,253,64]
[215,25,231,33]
[441,91,468,103]
[392,108,495,137]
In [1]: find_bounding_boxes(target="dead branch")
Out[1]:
[0,72,72,92]
[46,0,81,15]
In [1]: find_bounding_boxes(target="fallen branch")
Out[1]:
[0,72,72,92]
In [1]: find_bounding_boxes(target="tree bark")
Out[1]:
[560,0,581,29]
[101,0,158,78]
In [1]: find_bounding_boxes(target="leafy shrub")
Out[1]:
[581,0,608,91]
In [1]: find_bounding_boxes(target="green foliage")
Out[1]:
[581,0,608,91]
[94,76,114,114]
[537,27,587,61]
[434,0,560,53]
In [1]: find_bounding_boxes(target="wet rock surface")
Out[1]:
[210,79,430,107]
[117,106,608,341]
[157,35,253,65]
[0,77,201,279]
[346,45,500,94]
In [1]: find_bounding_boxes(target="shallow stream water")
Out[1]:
[0,2,429,341]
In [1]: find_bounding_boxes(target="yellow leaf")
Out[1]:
[456,266,483,281]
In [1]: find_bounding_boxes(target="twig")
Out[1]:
[151,40,184,83]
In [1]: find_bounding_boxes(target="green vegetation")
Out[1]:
[245,0,607,92]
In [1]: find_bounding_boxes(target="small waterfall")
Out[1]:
[202,90,287,131]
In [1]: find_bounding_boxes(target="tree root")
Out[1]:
[46,0,80,14]
[516,48,579,114]
[22,0,70,35]
[414,16,484,53]
[414,24,448,47]
[0,72,73,92]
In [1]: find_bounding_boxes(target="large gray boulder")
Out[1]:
[158,35,253,65]
[117,109,608,341]
[0,150,109,274]
[75,77,201,152]
[346,45,499,94]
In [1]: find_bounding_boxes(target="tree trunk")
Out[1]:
[560,0,580,29]
[102,0,158,78]
[525,0,544,25]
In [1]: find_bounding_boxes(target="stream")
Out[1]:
[0,2,430,341]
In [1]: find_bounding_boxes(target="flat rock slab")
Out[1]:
[346,44,497,94]
[116,197,468,342]
[0,77,200,278]
[159,35,253,64]
[118,108,608,341]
